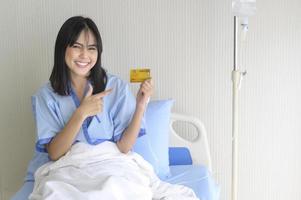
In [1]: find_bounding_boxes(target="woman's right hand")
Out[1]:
[77,85,112,119]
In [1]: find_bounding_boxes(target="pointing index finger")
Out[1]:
[94,88,113,99]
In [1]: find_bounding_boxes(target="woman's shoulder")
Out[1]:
[32,82,59,101]
[106,73,129,90]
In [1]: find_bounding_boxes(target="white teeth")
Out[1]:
[75,61,89,67]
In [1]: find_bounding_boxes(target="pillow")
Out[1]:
[168,147,192,165]
[133,99,174,180]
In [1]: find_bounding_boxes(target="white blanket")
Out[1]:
[29,141,200,200]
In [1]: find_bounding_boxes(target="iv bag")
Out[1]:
[232,0,256,17]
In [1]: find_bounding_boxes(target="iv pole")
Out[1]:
[231,1,255,200]
[231,15,244,200]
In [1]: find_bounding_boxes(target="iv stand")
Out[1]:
[231,16,246,200]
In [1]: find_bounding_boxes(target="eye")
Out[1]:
[88,46,97,51]
[72,44,81,48]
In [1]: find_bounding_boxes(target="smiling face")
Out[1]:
[65,29,98,81]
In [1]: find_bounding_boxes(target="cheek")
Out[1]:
[65,49,74,64]
[91,53,98,64]
[65,54,72,67]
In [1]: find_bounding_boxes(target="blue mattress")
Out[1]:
[165,165,220,200]
[11,165,219,200]
[10,181,34,200]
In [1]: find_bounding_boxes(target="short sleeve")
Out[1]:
[32,92,64,152]
[111,83,146,142]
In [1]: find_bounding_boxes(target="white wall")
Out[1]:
[1,0,301,200]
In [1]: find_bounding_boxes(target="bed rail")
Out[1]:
[169,113,212,172]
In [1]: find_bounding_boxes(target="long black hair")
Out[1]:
[50,16,107,95]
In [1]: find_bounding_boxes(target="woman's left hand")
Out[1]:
[136,79,154,109]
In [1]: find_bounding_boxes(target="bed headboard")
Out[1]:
[169,113,212,172]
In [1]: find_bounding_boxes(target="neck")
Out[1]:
[70,76,89,102]
[71,75,87,89]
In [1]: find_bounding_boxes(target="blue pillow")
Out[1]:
[133,99,174,179]
[169,147,192,165]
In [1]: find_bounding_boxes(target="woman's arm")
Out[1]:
[116,104,145,153]
[46,109,85,161]
[117,79,153,153]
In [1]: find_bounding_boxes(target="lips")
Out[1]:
[74,61,90,68]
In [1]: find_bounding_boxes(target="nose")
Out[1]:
[79,47,88,58]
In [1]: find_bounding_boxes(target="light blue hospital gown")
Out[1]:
[25,74,146,182]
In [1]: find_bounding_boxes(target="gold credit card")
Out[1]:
[130,68,151,83]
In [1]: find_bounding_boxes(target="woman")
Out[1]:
[13,16,153,199]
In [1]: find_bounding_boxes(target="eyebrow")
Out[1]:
[73,42,97,47]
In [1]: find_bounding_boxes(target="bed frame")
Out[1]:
[169,113,212,172]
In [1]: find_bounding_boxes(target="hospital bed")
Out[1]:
[11,112,219,200]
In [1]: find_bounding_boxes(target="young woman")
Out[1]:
[15,16,153,199]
